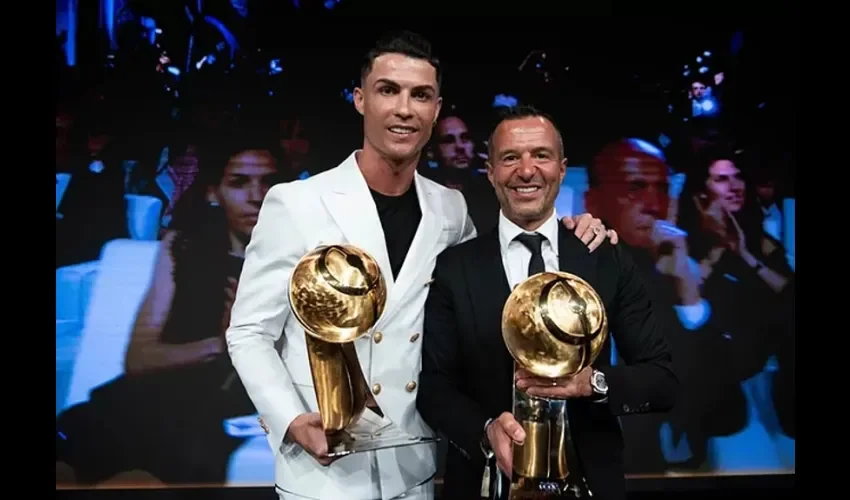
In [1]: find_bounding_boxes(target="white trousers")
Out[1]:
[277,480,434,500]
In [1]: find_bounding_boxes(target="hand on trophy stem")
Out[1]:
[516,367,594,399]
[486,412,527,477]
[286,413,336,466]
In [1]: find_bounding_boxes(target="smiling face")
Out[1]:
[705,159,745,213]
[486,116,566,229]
[353,53,442,165]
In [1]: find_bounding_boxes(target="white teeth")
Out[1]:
[389,127,415,134]
[515,187,539,193]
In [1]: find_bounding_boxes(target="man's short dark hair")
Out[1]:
[487,104,564,160]
[361,30,442,89]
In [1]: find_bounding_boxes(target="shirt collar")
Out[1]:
[498,209,560,257]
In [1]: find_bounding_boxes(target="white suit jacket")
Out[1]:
[226,151,476,500]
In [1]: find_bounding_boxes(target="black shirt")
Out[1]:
[370,185,422,279]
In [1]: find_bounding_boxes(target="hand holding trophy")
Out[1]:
[288,244,436,459]
[499,271,609,499]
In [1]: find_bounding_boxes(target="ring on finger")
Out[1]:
[592,225,603,235]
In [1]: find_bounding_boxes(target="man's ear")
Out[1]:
[353,87,365,116]
[434,96,443,126]
[559,157,568,184]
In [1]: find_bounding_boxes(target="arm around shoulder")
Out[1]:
[226,183,308,451]
[598,243,679,417]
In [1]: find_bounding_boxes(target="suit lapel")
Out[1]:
[475,230,513,352]
[476,230,516,402]
[320,155,395,297]
[374,173,442,329]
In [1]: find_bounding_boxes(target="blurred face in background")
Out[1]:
[171,145,199,172]
[354,53,442,165]
[586,146,670,250]
[691,81,707,99]
[207,149,278,241]
[436,116,474,169]
[756,180,775,207]
[487,116,566,229]
[705,159,745,213]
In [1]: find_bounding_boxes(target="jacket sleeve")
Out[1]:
[226,183,308,454]
[599,243,680,417]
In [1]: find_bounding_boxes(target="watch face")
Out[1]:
[593,372,608,391]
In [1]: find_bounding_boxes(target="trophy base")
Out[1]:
[327,431,438,458]
[325,413,438,458]
[509,477,591,499]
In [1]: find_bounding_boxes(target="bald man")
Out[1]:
[584,139,712,473]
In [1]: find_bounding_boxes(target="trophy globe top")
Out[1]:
[289,244,387,344]
[502,271,608,379]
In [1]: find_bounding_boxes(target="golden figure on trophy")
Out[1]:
[288,244,436,458]
[501,271,608,499]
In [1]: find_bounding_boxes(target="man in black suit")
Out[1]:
[417,106,679,500]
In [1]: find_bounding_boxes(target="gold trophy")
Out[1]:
[500,271,609,499]
[288,244,436,458]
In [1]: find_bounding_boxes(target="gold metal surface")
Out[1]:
[515,421,551,478]
[305,335,368,432]
[405,381,417,392]
[502,272,608,379]
[502,271,608,498]
[289,245,387,344]
[288,244,438,458]
[289,244,386,433]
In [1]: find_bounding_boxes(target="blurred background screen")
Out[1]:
[55,0,796,491]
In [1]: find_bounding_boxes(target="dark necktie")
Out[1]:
[514,232,546,277]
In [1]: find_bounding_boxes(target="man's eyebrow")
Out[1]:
[530,146,555,154]
[373,78,436,93]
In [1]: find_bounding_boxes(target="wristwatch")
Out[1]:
[590,369,608,402]
[480,418,495,459]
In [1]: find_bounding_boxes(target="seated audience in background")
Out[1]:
[676,144,795,451]
[56,108,129,268]
[55,133,287,486]
[584,138,721,473]
[420,112,500,233]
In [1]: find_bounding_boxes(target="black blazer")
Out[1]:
[417,224,679,500]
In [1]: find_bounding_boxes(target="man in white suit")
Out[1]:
[226,31,617,500]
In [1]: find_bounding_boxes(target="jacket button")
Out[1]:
[406,381,417,392]
[373,332,383,344]
[622,404,631,413]
[372,383,382,395]
[409,333,420,342]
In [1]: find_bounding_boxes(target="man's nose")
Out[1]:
[640,188,664,215]
[394,95,413,119]
[517,156,537,178]
[247,184,263,202]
